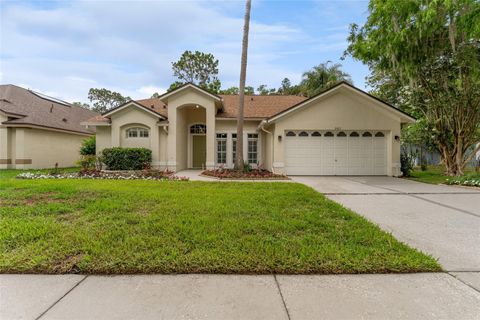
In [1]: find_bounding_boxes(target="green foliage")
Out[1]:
[80,135,96,156]
[244,86,254,95]
[346,0,480,175]
[87,88,131,113]
[446,172,480,187]
[77,155,97,170]
[242,161,252,173]
[277,77,302,95]
[219,86,239,94]
[256,84,277,95]
[299,61,352,97]
[167,81,185,92]
[72,101,91,109]
[170,50,219,89]
[101,147,152,170]
[400,152,415,177]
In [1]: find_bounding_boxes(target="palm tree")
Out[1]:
[300,61,352,97]
[235,0,252,170]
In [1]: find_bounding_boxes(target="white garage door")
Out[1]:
[285,130,387,176]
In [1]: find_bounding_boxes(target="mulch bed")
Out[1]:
[202,168,289,180]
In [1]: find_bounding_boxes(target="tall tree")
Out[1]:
[219,86,240,95]
[299,61,352,97]
[256,84,276,95]
[235,0,252,170]
[171,50,220,92]
[346,0,480,176]
[72,101,91,109]
[87,88,131,113]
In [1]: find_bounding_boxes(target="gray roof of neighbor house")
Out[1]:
[0,84,98,134]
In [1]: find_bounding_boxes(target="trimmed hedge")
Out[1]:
[101,147,152,170]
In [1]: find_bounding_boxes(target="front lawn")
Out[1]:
[407,166,450,184]
[407,165,479,186]
[0,170,440,274]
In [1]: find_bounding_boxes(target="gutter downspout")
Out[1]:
[258,120,275,174]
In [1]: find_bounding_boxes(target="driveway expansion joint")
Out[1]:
[35,275,88,320]
[447,272,480,294]
[342,177,480,218]
[274,275,291,320]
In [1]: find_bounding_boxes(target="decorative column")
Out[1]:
[205,103,216,169]
[166,106,177,171]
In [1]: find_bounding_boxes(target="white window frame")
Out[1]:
[247,133,259,165]
[126,127,149,138]
[216,133,227,165]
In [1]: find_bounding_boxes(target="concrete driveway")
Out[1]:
[292,176,480,284]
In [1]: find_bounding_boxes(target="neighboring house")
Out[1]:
[0,84,98,169]
[83,82,415,176]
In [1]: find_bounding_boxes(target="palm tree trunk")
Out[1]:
[235,0,251,170]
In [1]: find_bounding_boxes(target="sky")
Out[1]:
[0,0,371,103]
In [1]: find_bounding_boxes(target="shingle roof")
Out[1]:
[0,84,99,134]
[218,95,307,118]
[85,94,307,123]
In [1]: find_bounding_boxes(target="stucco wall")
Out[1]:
[19,128,86,169]
[272,88,402,176]
[95,126,111,156]
[108,106,162,165]
[0,114,10,168]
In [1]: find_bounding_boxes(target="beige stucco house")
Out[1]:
[83,82,415,176]
[0,84,98,169]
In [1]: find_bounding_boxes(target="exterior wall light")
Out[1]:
[394,135,400,142]
[278,135,282,142]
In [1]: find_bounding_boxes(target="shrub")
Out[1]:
[80,136,96,155]
[77,155,97,170]
[243,161,252,173]
[400,152,415,177]
[101,147,152,170]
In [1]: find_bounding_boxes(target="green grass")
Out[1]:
[407,166,449,184]
[407,165,478,185]
[0,170,440,274]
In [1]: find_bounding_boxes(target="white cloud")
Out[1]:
[0,0,370,103]
[136,86,167,98]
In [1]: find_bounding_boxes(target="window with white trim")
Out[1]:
[190,124,206,134]
[216,133,227,164]
[126,127,149,138]
[247,133,258,164]
[232,133,237,163]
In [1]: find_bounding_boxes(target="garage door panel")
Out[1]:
[322,135,335,175]
[285,130,387,176]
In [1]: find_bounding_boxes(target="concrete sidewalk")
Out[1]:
[2,273,480,320]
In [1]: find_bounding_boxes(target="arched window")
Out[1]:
[126,127,149,138]
[337,131,347,137]
[286,131,296,137]
[375,132,385,137]
[350,132,359,137]
[190,124,206,134]
[299,131,309,137]
[325,131,334,137]
[311,131,321,137]
[362,132,372,137]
